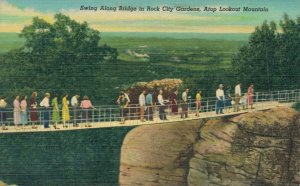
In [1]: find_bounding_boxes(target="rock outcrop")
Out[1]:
[127,78,183,104]
[119,120,202,185]
[119,107,300,186]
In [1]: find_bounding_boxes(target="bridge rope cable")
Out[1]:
[0,89,299,133]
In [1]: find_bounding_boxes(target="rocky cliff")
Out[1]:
[119,107,300,186]
[126,78,183,104]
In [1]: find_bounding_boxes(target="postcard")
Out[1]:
[0,0,299,185]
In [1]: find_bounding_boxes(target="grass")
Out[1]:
[158,62,212,71]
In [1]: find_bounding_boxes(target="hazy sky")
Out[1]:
[1,0,299,33]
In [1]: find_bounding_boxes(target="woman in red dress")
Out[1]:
[169,90,178,114]
[247,83,254,109]
[30,92,38,128]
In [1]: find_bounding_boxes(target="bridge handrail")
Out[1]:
[1,89,299,111]
[0,88,298,129]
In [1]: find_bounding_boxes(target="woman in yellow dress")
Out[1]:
[62,93,70,128]
[195,90,202,116]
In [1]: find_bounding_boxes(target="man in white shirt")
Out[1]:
[40,93,51,128]
[216,84,224,114]
[139,90,146,122]
[234,83,242,112]
[71,94,80,126]
[157,89,167,120]
[40,94,50,108]
[71,95,79,107]
[181,89,189,118]
[235,83,241,97]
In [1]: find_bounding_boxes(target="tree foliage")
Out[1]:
[0,14,117,102]
[232,14,300,90]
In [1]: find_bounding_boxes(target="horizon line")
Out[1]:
[0,31,251,34]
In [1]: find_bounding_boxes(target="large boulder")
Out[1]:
[119,107,300,186]
[119,120,202,186]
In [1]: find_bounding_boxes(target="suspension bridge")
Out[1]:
[1,89,299,133]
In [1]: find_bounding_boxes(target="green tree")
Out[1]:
[275,14,300,89]
[0,13,117,101]
[232,14,299,90]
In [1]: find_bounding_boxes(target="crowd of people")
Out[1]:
[215,83,254,114]
[0,92,95,130]
[116,83,255,124]
[0,83,255,129]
